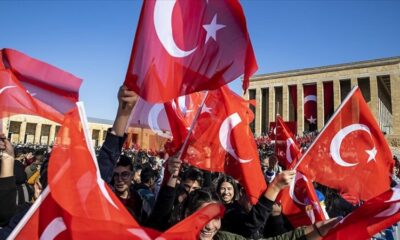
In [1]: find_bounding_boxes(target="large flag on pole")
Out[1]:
[124,0,257,102]
[0,48,82,123]
[9,103,154,239]
[182,86,266,204]
[275,115,301,169]
[296,87,394,202]
[279,172,327,228]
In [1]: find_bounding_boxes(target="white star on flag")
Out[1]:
[307,115,316,124]
[203,14,226,44]
[366,147,377,162]
[201,104,212,114]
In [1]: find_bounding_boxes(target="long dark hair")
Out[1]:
[185,189,221,216]
[216,175,239,203]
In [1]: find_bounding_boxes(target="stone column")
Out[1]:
[269,86,275,124]
[255,88,262,137]
[333,79,341,110]
[297,84,304,135]
[34,123,42,144]
[98,129,105,146]
[369,75,379,120]
[19,121,27,143]
[282,84,289,121]
[391,73,400,136]
[49,124,56,145]
[317,81,324,131]
[351,77,358,88]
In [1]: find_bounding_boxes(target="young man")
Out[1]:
[112,156,138,219]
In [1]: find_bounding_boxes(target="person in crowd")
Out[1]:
[132,164,142,185]
[186,189,342,240]
[0,133,17,227]
[216,174,296,238]
[24,148,46,180]
[0,135,48,239]
[132,165,157,223]
[261,155,280,183]
[14,158,33,206]
[112,155,138,219]
[145,161,207,230]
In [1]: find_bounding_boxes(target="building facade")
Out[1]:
[0,115,167,151]
[246,56,400,139]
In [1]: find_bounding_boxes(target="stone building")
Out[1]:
[0,115,167,151]
[246,56,400,139]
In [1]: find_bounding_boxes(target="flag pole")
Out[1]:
[177,91,209,160]
[274,102,279,156]
[7,187,51,239]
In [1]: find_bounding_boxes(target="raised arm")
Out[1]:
[98,85,137,183]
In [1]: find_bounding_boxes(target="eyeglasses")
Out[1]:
[113,171,132,181]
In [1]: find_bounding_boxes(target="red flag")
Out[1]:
[10,188,160,240]
[160,203,225,239]
[303,84,317,126]
[324,185,400,240]
[268,121,297,141]
[275,116,301,169]
[278,172,326,228]
[129,97,173,139]
[11,103,227,239]
[184,86,266,204]
[297,87,394,201]
[10,189,71,240]
[124,0,257,102]
[0,48,82,122]
[129,92,205,140]
[47,103,153,238]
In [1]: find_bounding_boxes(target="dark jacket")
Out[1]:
[145,185,177,231]
[97,130,126,184]
[0,176,17,227]
[214,228,306,240]
[222,196,274,239]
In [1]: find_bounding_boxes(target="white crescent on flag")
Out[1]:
[154,0,197,58]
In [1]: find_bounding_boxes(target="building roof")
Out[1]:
[250,56,400,82]
[87,117,113,125]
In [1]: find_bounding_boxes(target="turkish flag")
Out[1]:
[47,103,155,238]
[275,116,301,169]
[278,172,326,228]
[10,189,71,240]
[11,103,230,239]
[297,87,394,201]
[129,92,205,140]
[324,185,400,240]
[11,189,160,240]
[124,0,257,102]
[183,86,267,204]
[160,203,225,239]
[129,97,173,138]
[268,120,297,141]
[303,84,317,126]
[0,48,82,122]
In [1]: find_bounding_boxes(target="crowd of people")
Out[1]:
[1,86,399,239]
